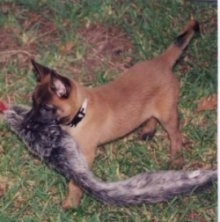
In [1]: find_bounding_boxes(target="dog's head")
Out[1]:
[29,59,78,125]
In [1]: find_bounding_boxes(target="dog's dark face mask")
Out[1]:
[23,104,57,126]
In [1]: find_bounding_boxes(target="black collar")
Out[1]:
[67,99,88,127]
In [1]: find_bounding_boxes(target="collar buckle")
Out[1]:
[67,99,88,127]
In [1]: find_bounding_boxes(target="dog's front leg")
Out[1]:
[61,145,96,209]
[61,181,83,209]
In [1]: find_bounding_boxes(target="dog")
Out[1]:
[4,106,217,206]
[27,19,199,209]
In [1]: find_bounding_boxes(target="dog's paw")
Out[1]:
[61,186,83,210]
[169,156,184,170]
[61,196,81,210]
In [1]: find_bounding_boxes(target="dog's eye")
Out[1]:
[42,104,54,112]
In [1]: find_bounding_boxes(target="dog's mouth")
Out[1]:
[23,104,58,125]
[57,115,72,125]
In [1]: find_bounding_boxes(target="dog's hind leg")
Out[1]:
[159,108,183,169]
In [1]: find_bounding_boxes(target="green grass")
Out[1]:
[0,0,217,221]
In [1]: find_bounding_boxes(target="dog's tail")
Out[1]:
[161,19,200,68]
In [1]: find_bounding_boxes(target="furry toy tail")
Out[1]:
[5,106,217,206]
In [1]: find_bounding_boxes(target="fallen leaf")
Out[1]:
[196,94,217,112]
[59,41,74,54]
[0,101,8,112]
[186,212,206,222]
[0,176,10,197]
[0,145,4,154]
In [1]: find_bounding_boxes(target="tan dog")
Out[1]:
[30,19,199,209]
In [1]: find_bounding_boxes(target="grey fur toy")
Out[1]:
[4,106,217,206]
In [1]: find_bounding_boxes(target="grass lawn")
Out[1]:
[0,0,217,221]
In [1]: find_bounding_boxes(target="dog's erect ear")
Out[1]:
[50,74,71,98]
[31,59,53,82]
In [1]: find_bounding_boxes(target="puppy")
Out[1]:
[28,19,199,209]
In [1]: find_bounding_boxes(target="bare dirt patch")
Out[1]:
[79,24,133,71]
[0,3,134,82]
[67,24,134,82]
[0,3,60,68]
